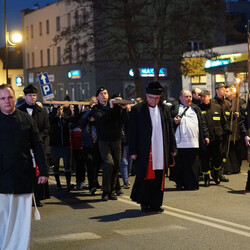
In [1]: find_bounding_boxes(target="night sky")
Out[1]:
[0,0,57,46]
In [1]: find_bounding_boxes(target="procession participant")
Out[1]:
[191,88,202,105]
[198,90,230,186]
[211,83,231,181]
[129,81,177,212]
[18,84,50,206]
[170,90,209,190]
[239,94,250,190]
[91,87,129,201]
[0,84,48,250]
[49,105,73,191]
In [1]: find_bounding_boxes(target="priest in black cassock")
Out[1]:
[129,81,177,213]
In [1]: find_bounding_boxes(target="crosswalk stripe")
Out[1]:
[113,225,186,235]
[33,232,101,243]
[118,196,250,238]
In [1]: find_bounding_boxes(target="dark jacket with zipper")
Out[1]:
[199,102,230,142]
[91,102,128,142]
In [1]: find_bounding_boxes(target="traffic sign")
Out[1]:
[40,83,54,100]
[38,73,49,85]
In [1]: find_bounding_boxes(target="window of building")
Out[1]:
[68,45,72,64]
[74,10,79,26]
[191,75,206,85]
[31,25,34,38]
[26,26,29,40]
[82,8,87,23]
[56,16,60,31]
[39,22,42,36]
[215,74,225,83]
[46,20,49,34]
[27,53,30,68]
[76,43,80,63]
[67,13,71,28]
[40,50,43,66]
[187,41,203,51]
[47,48,50,66]
[32,52,35,68]
[57,47,61,65]
[76,82,83,100]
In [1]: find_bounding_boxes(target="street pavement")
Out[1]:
[30,160,250,250]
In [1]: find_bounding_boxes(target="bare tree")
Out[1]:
[54,0,241,97]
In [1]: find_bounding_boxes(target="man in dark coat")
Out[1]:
[18,84,50,206]
[129,81,177,213]
[170,90,209,190]
[0,84,48,250]
[91,87,129,201]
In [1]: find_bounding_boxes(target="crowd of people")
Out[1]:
[0,81,249,249]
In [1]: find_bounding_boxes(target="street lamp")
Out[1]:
[4,0,22,84]
[4,30,23,85]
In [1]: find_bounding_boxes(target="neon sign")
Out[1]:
[68,70,81,79]
[204,59,230,69]
[129,68,167,77]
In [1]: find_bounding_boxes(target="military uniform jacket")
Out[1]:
[129,101,177,180]
[0,109,47,194]
[199,102,230,142]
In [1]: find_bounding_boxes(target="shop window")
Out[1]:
[191,75,206,85]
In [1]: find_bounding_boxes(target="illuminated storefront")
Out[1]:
[182,43,248,99]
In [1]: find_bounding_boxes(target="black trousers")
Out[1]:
[83,143,101,190]
[98,140,121,193]
[170,148,200,190]
[131,170,164,209]
[201,140,223,173]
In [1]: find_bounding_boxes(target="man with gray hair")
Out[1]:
[170,90,209,190]
[129,81,177,212]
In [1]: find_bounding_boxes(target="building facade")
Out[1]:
[21,1,180,102]
[182,43,248,100]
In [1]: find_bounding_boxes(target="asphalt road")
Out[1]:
[30,160,250,250]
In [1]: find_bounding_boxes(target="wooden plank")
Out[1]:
[112,100,135,105]
[44,100,91,105]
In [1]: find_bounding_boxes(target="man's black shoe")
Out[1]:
[102,192,108,201]
[115,189,124,196]
[220,175,229,182]
[37,201,43,207]
[108,192,117,200]
[204,174,210,187]
[150,207,164,213]
[140,205,149,212]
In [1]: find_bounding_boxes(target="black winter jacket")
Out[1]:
[0,109,47,194]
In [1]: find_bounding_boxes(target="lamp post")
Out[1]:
[3,0,22,84]
[4,0,8,83]
[248,20,250,92]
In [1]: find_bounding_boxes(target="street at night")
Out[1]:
[30,160,250,250]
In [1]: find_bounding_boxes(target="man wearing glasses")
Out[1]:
[129,81,177,213]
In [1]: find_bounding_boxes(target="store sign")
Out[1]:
[129,68,167,77]
[15,76,23,86]
[204,59,230,69]
[68,70,81,79]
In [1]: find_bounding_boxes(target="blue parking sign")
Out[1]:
[41,83,54,100]
[39,73,49,85]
